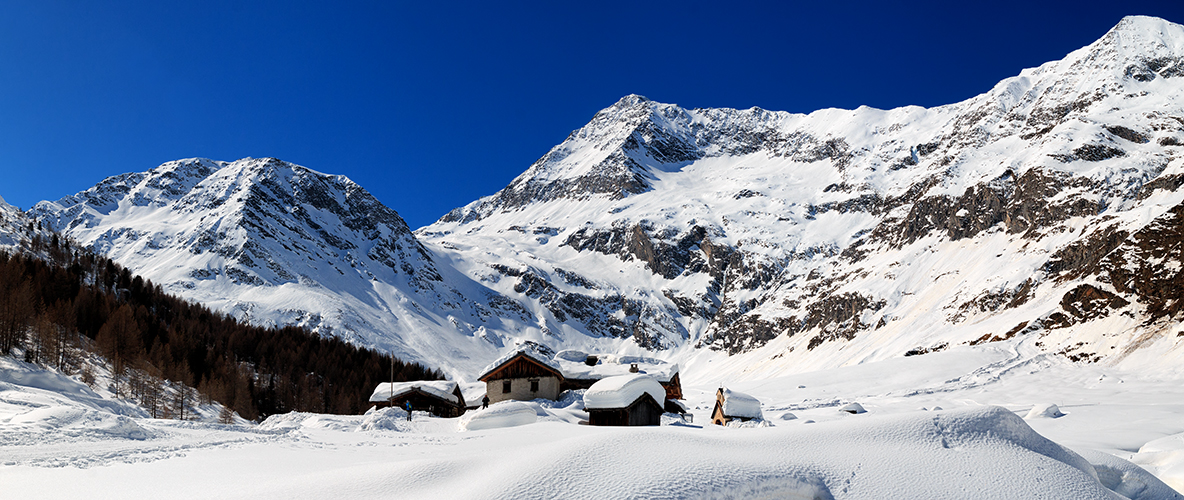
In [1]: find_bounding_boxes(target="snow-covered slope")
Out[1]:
[30,158,531,377]
[23,16,1184,382]
[1,194,31,249]
[419,15,1184,380]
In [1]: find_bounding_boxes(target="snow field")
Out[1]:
[6,340,1184,498]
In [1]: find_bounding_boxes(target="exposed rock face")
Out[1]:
[35,158,440,291]
[1099,201,1184,321]
[19,16,1184,379]
[418,16,1184,373]
[29,158,531,377]
[0,196,39,250]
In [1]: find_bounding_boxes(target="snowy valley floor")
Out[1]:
[4,340,1184,499]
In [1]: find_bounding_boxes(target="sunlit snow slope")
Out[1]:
[27,16,1184,381]
[420,15,1184,379]
[30,158,527,377]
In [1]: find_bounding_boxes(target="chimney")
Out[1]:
[585,355,599,366]
[629,363,639,373]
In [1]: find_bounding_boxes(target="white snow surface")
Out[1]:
[7,16,1184,497]
[5,339,1184,498]
[721,387,763,419]
[459,381,487,407]
[583,374,666,410]
[460,401,537,431]
[367,380,459,404]
[839,402,867,415]
[552,351,679,382]
[1027,402,1067,419]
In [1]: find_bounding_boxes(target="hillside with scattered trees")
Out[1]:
[0,234,443,420]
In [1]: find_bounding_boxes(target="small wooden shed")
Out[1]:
[477,350,565,404]
[710,387,762,426]
[369,381,466,418]
[583,374,666,426]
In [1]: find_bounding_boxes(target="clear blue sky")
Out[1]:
[2,1,1182,228]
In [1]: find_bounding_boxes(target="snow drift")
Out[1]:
[460,401,538,431]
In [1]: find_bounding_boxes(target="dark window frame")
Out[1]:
[530,379,539,392]
[502,380,511,393]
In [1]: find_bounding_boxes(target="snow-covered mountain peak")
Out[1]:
[419,16,1184,379]
[1097,15,1184,58]
[30,157,563,377]
[36,156,437,288]
[14,16,1184,383]
[989,15,1184,107]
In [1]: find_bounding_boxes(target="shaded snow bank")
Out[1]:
[0,357,155,444]
[1075,448,1184,500]
[1131,432,1184,495]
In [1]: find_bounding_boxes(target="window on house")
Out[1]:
[530,379,539,392]
[502,380,511,393]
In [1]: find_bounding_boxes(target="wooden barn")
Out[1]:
[477,350,565,404]
[369,381,466,418]
[583,374,666,426]
[710,387,763,425]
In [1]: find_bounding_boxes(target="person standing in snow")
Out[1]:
[481,395,489,409]
[405,401,412,420]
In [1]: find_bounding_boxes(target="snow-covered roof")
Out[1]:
[583,374,666,410]
[459,382,487,407]
[720,388,762,419]
[369,381,459,404]
[551,352,679,383]
[477,349,563,381]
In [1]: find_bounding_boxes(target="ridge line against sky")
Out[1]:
[2,1,1182,228]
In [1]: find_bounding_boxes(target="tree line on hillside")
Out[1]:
[0,234,444,420]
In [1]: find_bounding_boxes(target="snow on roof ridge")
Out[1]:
[583,373,666,410]
[551,353,679,382]
[477,348,563,381]
[369,380,459,404]
[720,387,762,419]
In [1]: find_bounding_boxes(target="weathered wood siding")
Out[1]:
[564,374,681,400]
[587,395,663,426]
[662,373,683,400]
[374,389,464,418]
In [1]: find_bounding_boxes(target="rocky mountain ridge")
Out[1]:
[17,16,1184,380]
[420,15,1184,377]
[29,158,536,376]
